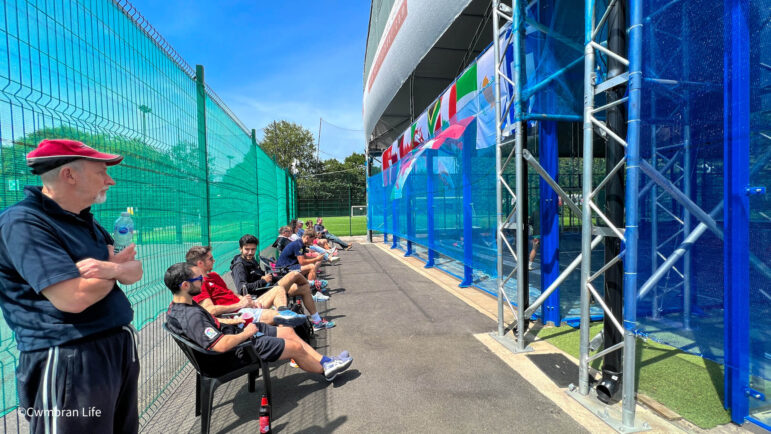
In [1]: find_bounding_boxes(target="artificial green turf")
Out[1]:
[534,324,731,429]
[298,216,367,237]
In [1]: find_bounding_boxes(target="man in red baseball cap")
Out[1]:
[0,139,143,432]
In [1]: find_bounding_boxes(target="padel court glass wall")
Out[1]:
[367,0,770,426]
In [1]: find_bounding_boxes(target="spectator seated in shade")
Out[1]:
[277,229,332,294]
[272,226,293,254]
[288,219,303,241]
[185,245,306,327]
[315,217,353,250]
[164,262,353,381]
[231,234,335,329]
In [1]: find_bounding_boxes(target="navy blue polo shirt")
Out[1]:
[0,186,134,351]
[276,238,305,269]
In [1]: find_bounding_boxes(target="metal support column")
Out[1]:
[622,0,643,428]
[540,120,561,325]
[195,64,211,245]
[512,0,527,351]
[492,0,509,338]
[460,121,475,287]
[366,150,373,243]
[598,0,627,404]
[723,0,750,423]
[425,149,437,268]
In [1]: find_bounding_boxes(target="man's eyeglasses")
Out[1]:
[181,275,203,286]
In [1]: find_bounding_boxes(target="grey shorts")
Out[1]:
[252,322,285,362]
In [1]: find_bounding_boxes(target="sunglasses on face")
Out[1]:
[181,275,203,286]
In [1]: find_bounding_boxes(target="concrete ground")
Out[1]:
[141,242,588,433]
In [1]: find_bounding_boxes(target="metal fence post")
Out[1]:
[723,0,750,423]
[195,64,211,245]
[460,119,475,287]
[251,129,261,246]
[540,120,560,325]
[425,149,436,268]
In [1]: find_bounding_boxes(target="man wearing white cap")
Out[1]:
[0,139,143,433]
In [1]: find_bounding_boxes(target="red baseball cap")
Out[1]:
[26,139,123,175]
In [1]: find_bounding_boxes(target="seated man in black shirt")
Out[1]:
[164,262,352,381]
[231,234,335,329]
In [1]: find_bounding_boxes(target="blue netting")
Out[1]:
[368,0,771,420]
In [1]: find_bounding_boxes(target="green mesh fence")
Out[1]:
[0,0,295,428]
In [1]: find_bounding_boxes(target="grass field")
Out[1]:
[535,324,730,429]
[299,215,367,237]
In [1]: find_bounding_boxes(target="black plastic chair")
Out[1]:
[163,323,272,434]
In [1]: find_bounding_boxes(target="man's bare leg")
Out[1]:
[301,264,316,281]
[280,272,318,315]
[276,327,323,373]
[255,286,288,308]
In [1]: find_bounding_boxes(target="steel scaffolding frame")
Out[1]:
[491,0,647,430]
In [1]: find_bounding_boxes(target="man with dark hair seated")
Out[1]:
[185,245,306,327]
[164,262,353,381]
[277,229,331,294]
[231,234,335,329]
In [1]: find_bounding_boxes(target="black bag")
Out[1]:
[289,301,314,344]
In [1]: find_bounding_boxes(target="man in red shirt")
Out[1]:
[185,246,305,326]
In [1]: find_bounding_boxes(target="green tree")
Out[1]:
[259,121,318,173]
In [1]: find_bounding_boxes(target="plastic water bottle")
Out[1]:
[113,212,134,253]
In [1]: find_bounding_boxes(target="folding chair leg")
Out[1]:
[261,361,272,404]
[248,372,256,393]
[199,378,216,434]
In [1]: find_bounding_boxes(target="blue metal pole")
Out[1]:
[621,0,643,427]
[383,172,389,244]
[392,192,399,249]
[460,123,474,287]
[540,121,560,325]
[723,0,750,423]
[425,149,436,268]
[405,174,414,256]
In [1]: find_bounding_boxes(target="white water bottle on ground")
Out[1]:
[113,211,134,253]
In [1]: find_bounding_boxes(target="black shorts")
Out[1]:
[16,327,139,434]
[252,322,285,362]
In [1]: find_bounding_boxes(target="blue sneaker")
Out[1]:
[312,318,335,330]
[273,310,307,327]
[311,279,330,295]
[323,355,353,381]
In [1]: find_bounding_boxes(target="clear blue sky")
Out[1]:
[129,0,370,161]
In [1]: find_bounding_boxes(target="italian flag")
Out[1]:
[439,84,456,130]
[455,63,478,112]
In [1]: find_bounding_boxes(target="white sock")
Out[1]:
[312,313,322,322]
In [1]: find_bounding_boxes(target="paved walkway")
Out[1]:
[142,243,587,433]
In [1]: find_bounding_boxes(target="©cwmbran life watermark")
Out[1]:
[17,406,102,418]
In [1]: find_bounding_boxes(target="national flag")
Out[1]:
[398,132,411,159]
[412,112,428,149]
[382,145,393,186]
[476,48,495,108]
[427,99,441,137]
[440,84,456,130]
[455,63,478,111]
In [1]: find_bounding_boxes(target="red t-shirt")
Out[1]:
[193,272,241,306]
